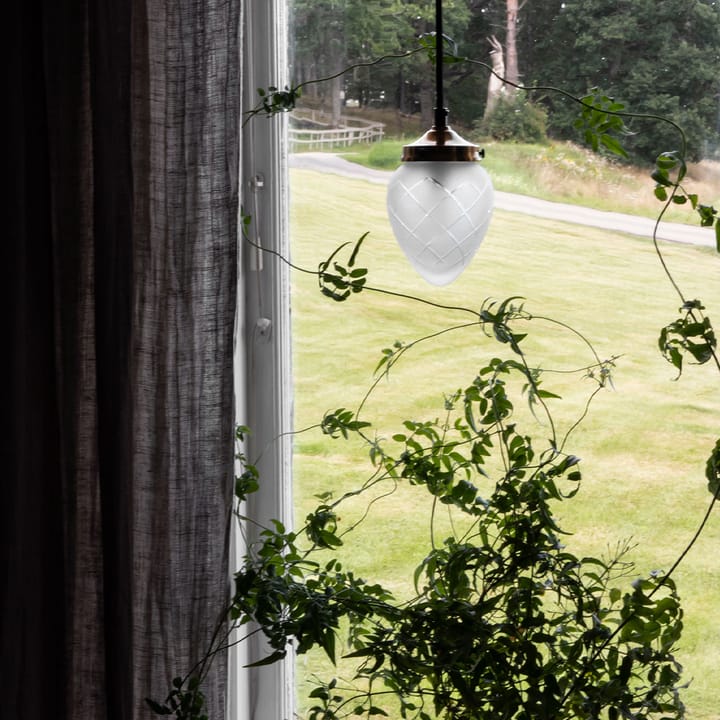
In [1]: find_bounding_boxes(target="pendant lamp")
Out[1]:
[387,0,494,286]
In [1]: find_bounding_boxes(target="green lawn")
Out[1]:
[289,168,720,719]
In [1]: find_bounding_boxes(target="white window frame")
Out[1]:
[232,1,293,719]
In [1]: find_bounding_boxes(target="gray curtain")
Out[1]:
[3,1,241,718]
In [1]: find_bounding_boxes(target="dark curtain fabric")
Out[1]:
[3,1,241,718]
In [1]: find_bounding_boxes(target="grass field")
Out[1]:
[289,168,720,719]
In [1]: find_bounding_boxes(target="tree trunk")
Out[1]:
[505,0,520,87]
[420,78,434,127]
[484,36,506,118]
[331,73,343,126]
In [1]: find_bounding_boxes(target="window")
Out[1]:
[238,1,720,718]
[234,1,293,719]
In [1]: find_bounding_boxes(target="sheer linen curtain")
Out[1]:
[4,1,242,718]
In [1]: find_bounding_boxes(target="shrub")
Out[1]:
[477,92,548,144]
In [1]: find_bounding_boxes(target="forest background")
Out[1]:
[290,0,720,163]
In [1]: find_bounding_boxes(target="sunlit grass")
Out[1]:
[289,169,720,720]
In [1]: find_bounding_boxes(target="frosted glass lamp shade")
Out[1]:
[387,160,494,286]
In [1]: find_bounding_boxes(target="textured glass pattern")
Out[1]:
[387,161,494,285]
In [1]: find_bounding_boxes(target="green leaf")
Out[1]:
[245,649,286,667]
[707,439,720,497]
[145,699,173,715]
[308,686,329,700]
[715,219,720,254]
[651,169,672,187]
[319,530,343,548]
[537,389,562,400]
[698,204,717,227]
[344,645,379,659]
[321,629,337,664]
[599,133,628,158]
[585,129,598,151]
[656,152,679,170]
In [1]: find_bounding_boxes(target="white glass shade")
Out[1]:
[387,161,494,286]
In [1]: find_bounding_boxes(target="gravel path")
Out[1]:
[290,152,716,248]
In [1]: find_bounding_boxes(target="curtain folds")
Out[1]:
[3,1,241,718]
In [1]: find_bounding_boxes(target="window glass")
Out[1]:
[289,2,719,718]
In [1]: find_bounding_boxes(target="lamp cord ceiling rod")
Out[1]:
[434,0,448,139]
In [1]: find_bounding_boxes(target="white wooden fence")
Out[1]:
[289,110,385,150]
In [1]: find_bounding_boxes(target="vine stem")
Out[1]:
[653,489,719,594]
[242,47,426,127]
[559,486,719,710]
[242,225,482,319]
[228,43,717,720]
[461,57,720,382]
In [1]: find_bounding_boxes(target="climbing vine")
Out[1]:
[149,34,719,720]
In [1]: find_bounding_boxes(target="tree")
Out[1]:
[291,0,474,124]
[441,0,530,126]
[484,35,507,117]
[291,0,720,160]
[387,0,473,124]
[504,0,523,86]
[291,0,346,123]
[291,0,398,123]
[530,0,720,161]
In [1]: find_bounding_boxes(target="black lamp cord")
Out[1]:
[434,0,449,136]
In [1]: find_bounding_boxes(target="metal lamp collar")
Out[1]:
[401,109,485,162]
[400,125,484,162]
